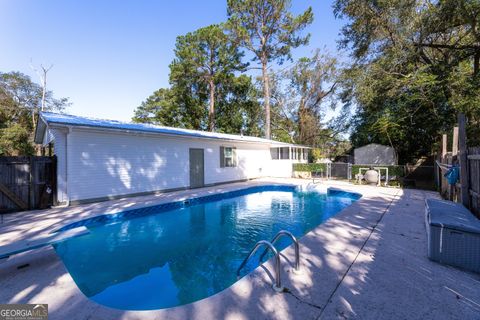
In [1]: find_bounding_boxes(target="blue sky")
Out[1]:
[0,0,346,121]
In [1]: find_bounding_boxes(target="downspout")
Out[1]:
[56,126,71,207]
[65,126,71,206]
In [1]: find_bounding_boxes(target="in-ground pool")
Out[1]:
[54,185,361,310]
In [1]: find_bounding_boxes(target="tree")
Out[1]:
[134,25,262,135]
[287,50,338,145]
[132,88,180,126]
[262,50,339,147]
[215,74,263,135]
[0,71,69,155]
[334,0,480,161]
[30,62,53,114]
[227,0,313,139]
[171,24,247,131]
[134,75,262,135]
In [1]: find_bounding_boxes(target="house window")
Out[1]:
[280,147,289,159]
[270,147,295,160]
[220,146,237,167]
[270,148,280,160]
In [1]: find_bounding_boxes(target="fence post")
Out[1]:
[452,127,459,156]
[451,127,459,200]
[441,134,448,196]
[29,156,34,210]
[52,156,57,206]
[458,113,470,208]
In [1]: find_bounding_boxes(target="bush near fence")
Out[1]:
[293,163,328,173]
[351,165,406,178]
[293,163,406,179]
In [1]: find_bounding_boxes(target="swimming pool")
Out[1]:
[54,185,361,310]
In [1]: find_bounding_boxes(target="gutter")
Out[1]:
[47,123,311,148]
[55,126,72,207]
[65,126,71,207]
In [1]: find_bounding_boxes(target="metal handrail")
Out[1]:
[236,240,283,292]
[260,230,300,272]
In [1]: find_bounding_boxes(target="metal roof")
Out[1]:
[37,112,308,147]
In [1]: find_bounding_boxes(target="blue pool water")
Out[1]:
[54,185,360,310]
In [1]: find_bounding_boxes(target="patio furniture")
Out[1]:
[425,198,480,273]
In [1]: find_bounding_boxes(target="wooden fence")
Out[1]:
[0,156,56,213]
[436,114,480,217]
[468,147,480,217]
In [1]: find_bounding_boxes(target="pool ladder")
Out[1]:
[236,230,300,293]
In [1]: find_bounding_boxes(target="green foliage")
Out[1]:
[334,0,480,162]
[263,50,343,151]
[293,163,405,179]
[133,25,262,135]
[227,0,313,65]
[288,50,339,146]
[292,163,327,173]
[0,124,35,156]
[170,24,247,131]
[0,71,68,155]
[351,165,405,178]
[310,148,323,163]
[215,74,263,135]
[227,0,313,138]
[132,88,179,126]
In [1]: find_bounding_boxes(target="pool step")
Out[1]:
[0,226,89,260]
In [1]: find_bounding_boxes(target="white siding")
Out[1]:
[264,160,294,178]
[60,129,280,202]
[46,127,311,203]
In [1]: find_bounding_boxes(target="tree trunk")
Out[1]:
[41,78,46,111]
[262,60,271,139]
[208,79,215,132]
[298,98,305,144]
[474,51,480,76]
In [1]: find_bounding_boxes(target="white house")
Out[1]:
[34,112,309,205]
[354,143,397,165]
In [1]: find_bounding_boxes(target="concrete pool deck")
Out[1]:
[0,179,479,319]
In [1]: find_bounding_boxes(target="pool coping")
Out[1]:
[0,179,397,318]
[3,179,476,319]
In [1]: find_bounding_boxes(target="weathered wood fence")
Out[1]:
[468,147,480,217]
[0,156,56,213]
[436,114,480,217]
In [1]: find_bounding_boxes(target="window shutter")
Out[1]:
[232,147,237,167]
[220,146,225,168]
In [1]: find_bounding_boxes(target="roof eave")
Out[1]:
[33,115,47,144]
[46,122,304,147]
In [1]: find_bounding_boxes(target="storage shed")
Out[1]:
[354,143,397,165]
[34,112,309,205]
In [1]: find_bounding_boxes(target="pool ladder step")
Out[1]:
[236,230,300,293]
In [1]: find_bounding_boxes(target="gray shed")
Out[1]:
[354,143,397,165]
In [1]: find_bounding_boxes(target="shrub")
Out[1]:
[351,165,405,178]
[293,163,327,172]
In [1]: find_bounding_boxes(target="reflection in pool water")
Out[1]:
[54,187,360,310]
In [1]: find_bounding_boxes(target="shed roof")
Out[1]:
[354,143,393,150]
[35,112,308,147]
